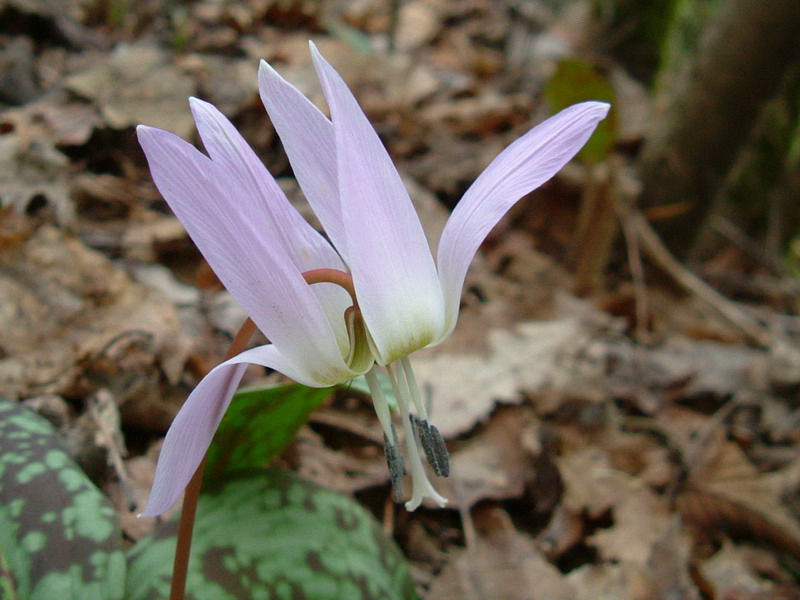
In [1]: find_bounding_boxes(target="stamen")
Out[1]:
[428,424,450,477]
[411,414,434,465]
[387,364,447,510]
[400,356,428,420]
[365,370,407,499]
[411,415,450,477]
[364,369,395,441]
[402,358,450,477]
[384,427,405,502]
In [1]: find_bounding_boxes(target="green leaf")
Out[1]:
[0,401,125,600]
[126,469,420,600]
[544,59,617,163]
[204,383,333,487]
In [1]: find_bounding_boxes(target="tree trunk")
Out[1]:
[638,0,800,257]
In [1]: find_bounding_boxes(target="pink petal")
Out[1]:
[310,43,445,364]
[257,61,349,262]
[190,97,344,274]
[188,99,351,348]
[137,125,349,371]
[141,344,336,517]
[436,102,610,336]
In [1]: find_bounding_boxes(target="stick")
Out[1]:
[632,212,775,348]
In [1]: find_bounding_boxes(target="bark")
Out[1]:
[638,0,800,257]
[593,0,674,84]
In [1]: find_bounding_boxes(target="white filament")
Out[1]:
[387,363,447,510]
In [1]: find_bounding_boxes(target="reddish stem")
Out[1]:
[169,318,258,600]
[169,269,351,599]
[302,268,357,306]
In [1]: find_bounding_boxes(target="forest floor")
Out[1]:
[3,0,800,598]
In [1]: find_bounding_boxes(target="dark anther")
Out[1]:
[411,415,450,478]
[384,431,405,501]
[391,422,400,449]
[429,424,450,477]
[411,414,435,467]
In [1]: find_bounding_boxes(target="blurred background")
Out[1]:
[2,0,800,599]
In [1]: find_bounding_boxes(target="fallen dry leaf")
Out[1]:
[177,54,259,116]
[566,562,646,600]
[66,43,196,137]
[557,443,625,518]
[679,434,800,559]
[394,0,442,51]
[0,132,74,224]
[588,484,672,565]
[646,516,700,600]
[0,225,190,399]
[414,314,602,438]
[440,406,539,509]
[33,99,104,146]
[292,426,389,495]
[428,507,576,600]
[697,541,766,598]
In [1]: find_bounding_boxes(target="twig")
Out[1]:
[451,466,485,600]
[618,204,651,344]
[388,0,401,52]
[632,211,777,349]
[169,318,257,600]
[570,163,616,296]
[382,493,396,539]
[309,410,385,445]
[709,214,783,275]
[89,389,135,509]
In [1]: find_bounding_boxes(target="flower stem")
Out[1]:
[169,317,257,600]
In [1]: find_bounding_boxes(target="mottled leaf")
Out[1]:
[0,401,125,600]
[127,469,420,600]
[204,383,332,487]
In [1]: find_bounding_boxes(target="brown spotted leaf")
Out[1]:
[127,469,419,600]
[0,400,125,600]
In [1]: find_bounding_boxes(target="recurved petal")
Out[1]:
[258,61,348,263]
[189,97,344,274]
[137,125,349,372]
[141,344,342,517]
[188,99,351,350]
[310,43,445,364]
[436,101,610,337]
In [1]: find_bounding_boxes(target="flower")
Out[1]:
[137,42,609,517]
